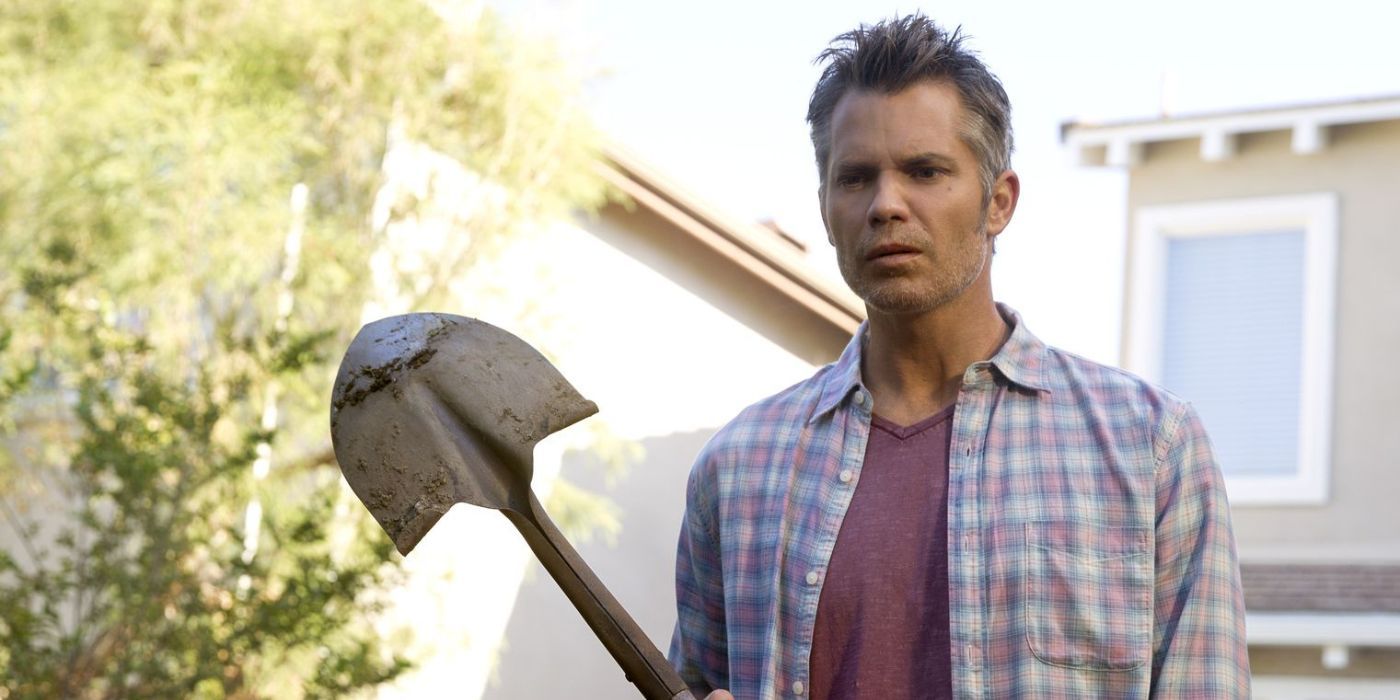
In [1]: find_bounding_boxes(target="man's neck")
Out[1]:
[861,293,1009,426]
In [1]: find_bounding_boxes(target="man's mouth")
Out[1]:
[865,243,921,262]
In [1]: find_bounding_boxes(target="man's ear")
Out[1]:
[985,169,1020,238]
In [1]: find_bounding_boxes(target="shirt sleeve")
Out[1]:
[669,455,729,696]
[1149,400,1252,697]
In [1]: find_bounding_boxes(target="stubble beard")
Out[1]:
[841,215,991,316]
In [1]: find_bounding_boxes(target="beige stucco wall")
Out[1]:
[1123,120,1400,563]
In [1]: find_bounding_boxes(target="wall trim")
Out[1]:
[1126,193,1338,505]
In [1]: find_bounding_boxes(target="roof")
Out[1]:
[1241,563,1400,649]
[1243,563,1400,614]
[594,144,864,335]
[1062,93,1400,168]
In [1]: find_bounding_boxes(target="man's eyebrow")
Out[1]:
[899,152,958,168]
[828,152,959,177]
[830,157,875,172]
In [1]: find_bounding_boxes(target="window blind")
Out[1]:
[1161,229,1306,478]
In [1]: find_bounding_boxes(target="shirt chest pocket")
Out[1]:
[1023,520,1152,672]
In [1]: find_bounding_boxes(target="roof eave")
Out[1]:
[1248,612,1400,647]
[596,144,864,334]
[1062,94,1400,168]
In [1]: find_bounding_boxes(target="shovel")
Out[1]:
[329,313,695,700]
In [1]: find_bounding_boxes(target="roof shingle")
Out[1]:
[1242,563,1400,613]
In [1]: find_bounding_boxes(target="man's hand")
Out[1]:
[703,692,733,700]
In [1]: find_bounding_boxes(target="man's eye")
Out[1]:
[835,173,866,188]
[911,167,942,180]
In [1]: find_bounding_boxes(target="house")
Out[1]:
[368,141,863,699]
[1064,95,1400,699]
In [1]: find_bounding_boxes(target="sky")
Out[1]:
[493,0,1400,364]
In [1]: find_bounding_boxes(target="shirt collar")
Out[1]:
[811,302,1050,423]
[812,320,868,422]
[987,303,1051,394]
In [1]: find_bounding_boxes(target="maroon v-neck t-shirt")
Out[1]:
[809,404,955,700]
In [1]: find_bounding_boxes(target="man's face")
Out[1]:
[819,80,1014,316]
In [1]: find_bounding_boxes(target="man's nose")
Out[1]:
[867,172,910,226]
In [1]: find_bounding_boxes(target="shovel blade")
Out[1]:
[329,313,598,555]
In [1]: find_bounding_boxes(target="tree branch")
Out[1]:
[0,492,41,570]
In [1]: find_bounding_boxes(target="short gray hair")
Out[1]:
[806,14,1014,202]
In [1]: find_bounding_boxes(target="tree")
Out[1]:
[0,0,610,696]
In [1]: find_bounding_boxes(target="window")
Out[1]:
[1126,194,1338,504]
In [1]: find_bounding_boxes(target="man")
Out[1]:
[669,13,1250,700]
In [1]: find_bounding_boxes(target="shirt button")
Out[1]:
[838,469,853,483]
[805,571,820,585]
[792,680,805,695]
[852,389,867,408]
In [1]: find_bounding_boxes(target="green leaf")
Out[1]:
[0,0,614,696]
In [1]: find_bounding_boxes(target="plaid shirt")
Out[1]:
[670,305,1249,699]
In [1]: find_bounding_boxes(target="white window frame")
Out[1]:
[1125,193,1338,505]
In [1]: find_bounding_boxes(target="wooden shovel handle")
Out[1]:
[503,492,696,700]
